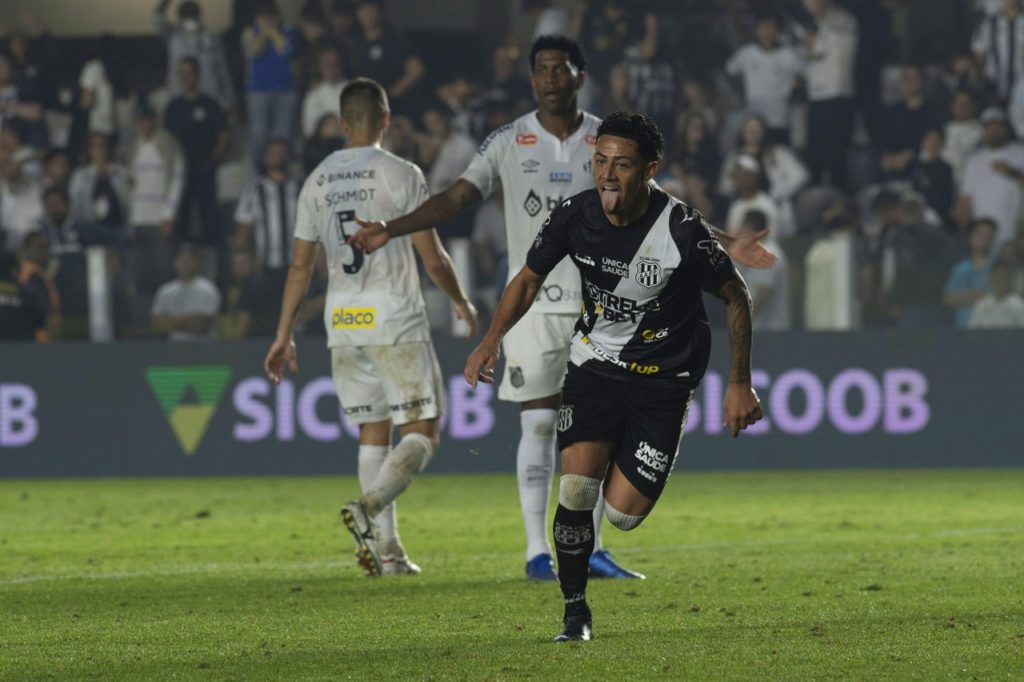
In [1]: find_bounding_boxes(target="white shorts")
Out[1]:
[331,341,446,426]
[498,311,577,403]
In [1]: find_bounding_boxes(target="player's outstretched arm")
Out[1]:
[713,273,764,437]
[411,229,478,336]
[264,239,319,384]
[464,265,546,388]
[350,179,483,253]
[710,225,779,269]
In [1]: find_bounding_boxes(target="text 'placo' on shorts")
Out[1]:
[499,311,577,403]
[331,340,446,426]
[556,363,694,501]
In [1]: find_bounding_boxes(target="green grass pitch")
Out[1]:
[1,470,1022,680]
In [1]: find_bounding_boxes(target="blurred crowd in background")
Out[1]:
[3,0,1024,344]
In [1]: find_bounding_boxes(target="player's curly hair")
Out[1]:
[530,35,587,73]
[596,111,665,162]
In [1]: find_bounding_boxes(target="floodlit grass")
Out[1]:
[1,470,1022,680]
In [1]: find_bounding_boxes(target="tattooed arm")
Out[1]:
[713,273,764,436]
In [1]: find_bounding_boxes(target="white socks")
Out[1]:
[517,409,557,560]
[592,496,606,551]
[358,444,398,546]
[363,433,434,519]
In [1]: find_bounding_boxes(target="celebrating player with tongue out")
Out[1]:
[464,111,764,642]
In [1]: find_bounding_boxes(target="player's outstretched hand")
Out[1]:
[454,299,479,337]
[464,338,500,388]
[722,383,763,438]
[349,217,390,253]
[729,228,779,269]
[264,336,298,385]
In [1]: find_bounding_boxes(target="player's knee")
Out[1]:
[558,474,601,511]
[520,408,556,440]
[605,500,647,531]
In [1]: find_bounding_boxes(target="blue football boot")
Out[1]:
[525,553,558,581]
[589,549,645,579]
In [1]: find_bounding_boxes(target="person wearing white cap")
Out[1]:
[724,155,780,237]
[956,106,1024,251]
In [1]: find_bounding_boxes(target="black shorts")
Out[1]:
[556,363,694,501]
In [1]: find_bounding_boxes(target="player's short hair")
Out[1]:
[741,209,768,232]
[969,217,997,234]
[339,78,389,130]
[596,111,664,162]
[530,35,586,73]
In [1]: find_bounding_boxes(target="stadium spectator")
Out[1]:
[150,243,221,341]
[127,103,184,323]
[37,187,82,252]
[669,160,729,227]
[943,90,983,183]
[968,259,1024,327]
[18,230,60,341]
[77,44,115,146]
[724,13,803,143]
[0,53,45,149]
[801,0,859,190]
[734,210,790,331]
[417,101,476,196]
[971,0,1024,102]
[956,106,1024,248]
[724,155,779,236]
[470,189,507,294]
[471,45,534,132]
[621,17,675,149]
[945,217,997,328]
[0,118,41,182]
[68,134,130,240]
[295,0,333,91]
[878,197,956,327]
[217,246,277,339]
[154,0,236,112]
[673,111,720,183]
[804,202,860,330]
[382,114,419,164]
[349,0,426,113]
[599,63,636,117]
[242,0,299,163]
[164,57,229,247]
[233,139,298,286]
[41,148,71,191]
[304,113,346,172]
[578,0,653,91]
[0,251,45,341]
[326,0,360,70]
[0,127,43,251]
[719,113,808,237]
[912,129,956,223]
[878,64,943,181]
[301,46,348,140]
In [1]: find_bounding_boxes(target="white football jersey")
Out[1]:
[460,110,600,313]
[295,146,431,348]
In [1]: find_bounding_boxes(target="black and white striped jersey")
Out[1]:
[525,187,737,386]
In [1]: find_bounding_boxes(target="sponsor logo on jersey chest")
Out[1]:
[549,171,572,183]
[332,307,376,329]
[601,256,630,278]
[635,257,663,287]
[524,190,543,217]
[521,159,541,173]
[516,133,538,146]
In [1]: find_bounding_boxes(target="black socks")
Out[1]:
[553,504,596,616]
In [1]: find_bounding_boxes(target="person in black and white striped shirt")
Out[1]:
[973,0,1024,102]
[234,139,299,286]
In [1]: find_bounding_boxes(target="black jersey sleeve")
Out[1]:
[672,205,738,293]
[525,199,574,276]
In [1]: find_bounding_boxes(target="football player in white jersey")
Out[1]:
[349,36,775,581]
[264,78,478,577]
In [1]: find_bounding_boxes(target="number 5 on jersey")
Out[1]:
[335,210,364,274]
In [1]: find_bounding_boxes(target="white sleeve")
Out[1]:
[79,61,101,89]
[301,91,317,139]
[405,165,431,213]
[201,283,222,316]
[972,18,991,55]
[151,286,170,316]
[768,147,810,201]
[458,127,509,200]
[293,179,320,242]
[725,46,747,77]
[234,181,257,223]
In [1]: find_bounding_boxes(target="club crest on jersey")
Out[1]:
[524,189,543,217]
[516,133,538,146]
[557,405,573,432]
[510,366,525,388]
[635,257,663,288]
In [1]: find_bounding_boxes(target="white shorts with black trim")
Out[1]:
[498,311,577,403]
[331,341,446,426]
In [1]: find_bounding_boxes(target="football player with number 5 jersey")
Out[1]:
[349,36,776,583]
[264,78,477,578]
